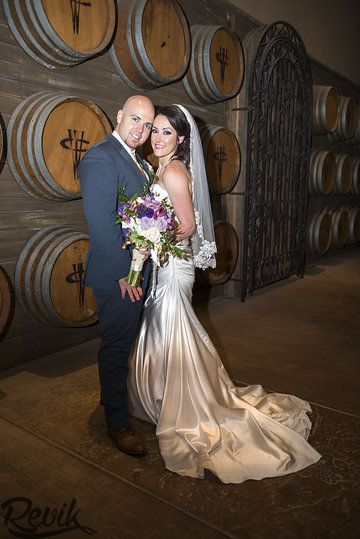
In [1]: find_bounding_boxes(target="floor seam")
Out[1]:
[0,414,234,539]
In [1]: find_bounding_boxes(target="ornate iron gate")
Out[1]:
[241,22,312,301]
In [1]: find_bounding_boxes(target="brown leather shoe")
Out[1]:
[107,426,148,456]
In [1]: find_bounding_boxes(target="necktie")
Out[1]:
[131,152,147,178]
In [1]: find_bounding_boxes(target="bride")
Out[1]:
[129,104,321,484]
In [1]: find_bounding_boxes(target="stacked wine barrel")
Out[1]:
[7,92,112,200]
[110,0,191,90]
[309,84,360,256]
[15,226,97,327]
[2,0,116,69]
[183,25,245,104]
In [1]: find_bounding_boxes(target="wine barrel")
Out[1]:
[201,222,238,284]
[308,211,332,254]
[346,104,360,146]
[0,266,12,337]
[350,157,360,195]
[347,207,360,243]
[2,0,116,69]
[200,125,240,194]
[15,226,97,327]
[309,149,336,195]
[183,25,244,105]
[111,0,190,90]
[8,92,112,200]
[327,95,358,141]
[312,85,340,135]
[328,208,349,248]
[333,154,353,194]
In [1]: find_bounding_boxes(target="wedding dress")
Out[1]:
[128,183,321,484]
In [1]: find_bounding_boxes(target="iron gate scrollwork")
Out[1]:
[241,22,312,301]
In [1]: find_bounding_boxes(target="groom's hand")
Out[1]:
[119,278,142,302]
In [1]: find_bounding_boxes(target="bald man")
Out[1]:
[79,95,155,456]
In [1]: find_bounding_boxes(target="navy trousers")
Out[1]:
[92,283,145,428]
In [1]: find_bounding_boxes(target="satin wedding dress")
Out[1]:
[129,183,321,484]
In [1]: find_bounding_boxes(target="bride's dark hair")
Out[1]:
[155,105,190,168]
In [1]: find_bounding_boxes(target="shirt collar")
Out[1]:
[112,130,136,158]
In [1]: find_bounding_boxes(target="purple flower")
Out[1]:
[140,216,154,230]
[122,227,129,237]
[139,207,154,218]
[156,216,168,231]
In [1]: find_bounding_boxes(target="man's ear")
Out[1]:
[116,109,123,124]
[178,135,185,144]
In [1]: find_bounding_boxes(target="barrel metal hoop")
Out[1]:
[25,0,76,64]
[32,0,88,59]
[42,232,91,326]
[34,230,81,325]
[33,95,85,199]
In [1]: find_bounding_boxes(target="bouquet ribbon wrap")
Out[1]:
[126,248,147,287]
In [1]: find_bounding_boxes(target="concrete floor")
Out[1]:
[1,249,359,538]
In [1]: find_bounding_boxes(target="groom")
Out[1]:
[79,95,155,456]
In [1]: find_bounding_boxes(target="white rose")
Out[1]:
[145,227,161,244]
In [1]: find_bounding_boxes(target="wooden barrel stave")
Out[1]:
[200,124,241,194]
[183,27,215,105]
[37,95,112,197]
[3,0,115,69]
[348,207,360,243]
[33,229,82,325]
[22,0,79,63]
[26,94,78,199]
[16,226,97,327]
[32,95,84,199]
[23,228,74,324]
[312,85,340,135]
[346,104,360,146]
[35,0,116,57]
[2,0,64,69]
[328,207,349,248]
[309,149,336,195]
[308,211,332,254]
[111,0,190,90]
[8,92,65,199]
[15,226,69,323]
[4,0,78,68]
[350,158,360,195]
[132,0,190,83]
[183,24,244,105]
[334,154,352,194]
[111,0,158,90]
[46,235,96,326]
[327,95,358,141]
[21,94,72,199]
[194,26,221,102]
[8,92,112,200]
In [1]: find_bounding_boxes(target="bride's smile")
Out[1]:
[151,114,184,163]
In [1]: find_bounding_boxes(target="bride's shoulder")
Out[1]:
[163,159,190,185]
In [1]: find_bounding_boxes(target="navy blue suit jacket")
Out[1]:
[78,134,149,289]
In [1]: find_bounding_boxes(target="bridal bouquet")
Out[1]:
[116,187,187,286]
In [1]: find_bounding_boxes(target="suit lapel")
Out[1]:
[107,134,146,179]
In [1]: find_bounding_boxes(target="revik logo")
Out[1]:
[1,497,95,537]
